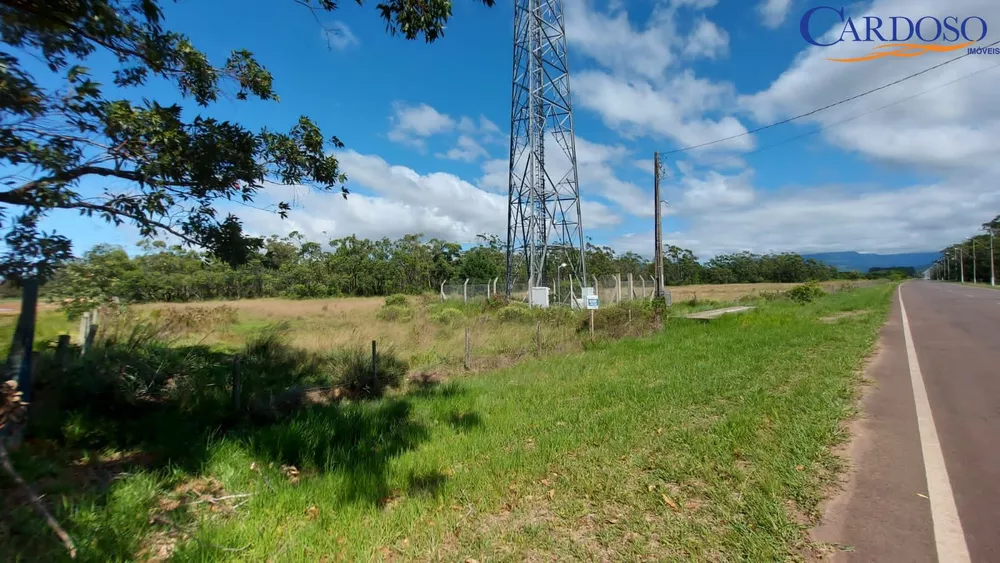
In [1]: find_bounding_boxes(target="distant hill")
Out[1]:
[803,251,941,273]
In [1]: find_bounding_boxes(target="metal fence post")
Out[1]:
[464,328,471,370]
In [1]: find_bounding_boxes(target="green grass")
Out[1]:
[1,284,895,561]
[0,311,75,356]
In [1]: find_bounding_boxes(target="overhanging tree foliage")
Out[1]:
[0,0,494,282]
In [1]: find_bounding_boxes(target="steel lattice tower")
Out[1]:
[505,0,587,303]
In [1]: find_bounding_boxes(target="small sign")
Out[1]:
[586,295,599,310]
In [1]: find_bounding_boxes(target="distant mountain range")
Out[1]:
[803,251,941,273]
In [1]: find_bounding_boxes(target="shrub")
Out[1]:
[535,306,577,324]
[376,304,413,322]
[339,346,408,399]
[787,281,826,303]
[482,293,509,311]
[149,305,238,334]
[496,303,533,323]
[430,307,465,326]
[384,294,409,307]
[578,303,655,337]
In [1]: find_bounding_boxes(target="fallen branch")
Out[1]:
[0,440,78,559]
[188,492,254,505]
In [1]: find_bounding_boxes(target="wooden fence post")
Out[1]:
[78,312,90,356]
[589,310,595,341]
[55,335,71,371]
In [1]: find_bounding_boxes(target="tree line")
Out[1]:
[13,232,875,306]
[929,214,999,284]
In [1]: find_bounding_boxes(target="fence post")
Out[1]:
[641,276,646,298]
[589,309,595,341]
[55,335,70,371]
[536,321,541,356]
[628,273,634,300]
[464,328,471,370]
[85,311,98,352]
[493,277,500,297]
[78,312,92,356]
[3,279,39,405]
[649,276,657,301]
[569,275,575,306]
[463,279,469,304]
[440,281,446,301]
[371,340,377,381]
[615,274,622,303]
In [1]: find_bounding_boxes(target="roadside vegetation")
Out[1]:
[0,235,874,309]
[1,282,894,561]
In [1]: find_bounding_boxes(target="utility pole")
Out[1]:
[973,238,977,284]
[959,248,965,284]
[653,152,664,297]
[990,226,996,287]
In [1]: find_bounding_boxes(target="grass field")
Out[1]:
[1,282,895,561]
[0,280,874,369]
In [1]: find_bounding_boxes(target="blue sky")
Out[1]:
[24,0,1000,259]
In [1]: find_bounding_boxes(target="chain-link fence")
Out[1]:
[437,276,887,307]
[437,273,672,307]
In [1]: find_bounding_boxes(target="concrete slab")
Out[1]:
[683,306,756,320]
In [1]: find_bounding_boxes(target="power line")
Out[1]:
[737,61,1000,159]
[661,39,1000,156]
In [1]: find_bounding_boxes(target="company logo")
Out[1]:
[800,6,988,62]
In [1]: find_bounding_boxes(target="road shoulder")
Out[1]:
[810,289,935,562]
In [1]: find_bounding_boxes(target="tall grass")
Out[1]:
[1,284,896,561]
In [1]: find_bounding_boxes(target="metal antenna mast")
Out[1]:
[505,0,586,303]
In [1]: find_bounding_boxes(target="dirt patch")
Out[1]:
[818,311,869,324]
[804,342,883,561]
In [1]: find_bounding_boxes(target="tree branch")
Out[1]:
[0,441,77,559]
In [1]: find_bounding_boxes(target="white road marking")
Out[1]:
[898,286,971,563]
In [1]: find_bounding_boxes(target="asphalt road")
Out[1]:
[814,281,1000,563]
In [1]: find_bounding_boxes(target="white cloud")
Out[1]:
[321,21,359,50]
[236,150,622,246]
[564,0,727,81]
[574,70,752,152]
[742,0,1000,172]
[437,135,490,162]
[756,0,794,29]
[674,169,756,212]
[682,19,729,59]
[387,102,455,149]
[478,158,508,193]
[389,102,504,154]
[612,175,1000,260]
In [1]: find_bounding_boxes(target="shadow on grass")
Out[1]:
[246,398,431,506]
[4,331,476,560]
